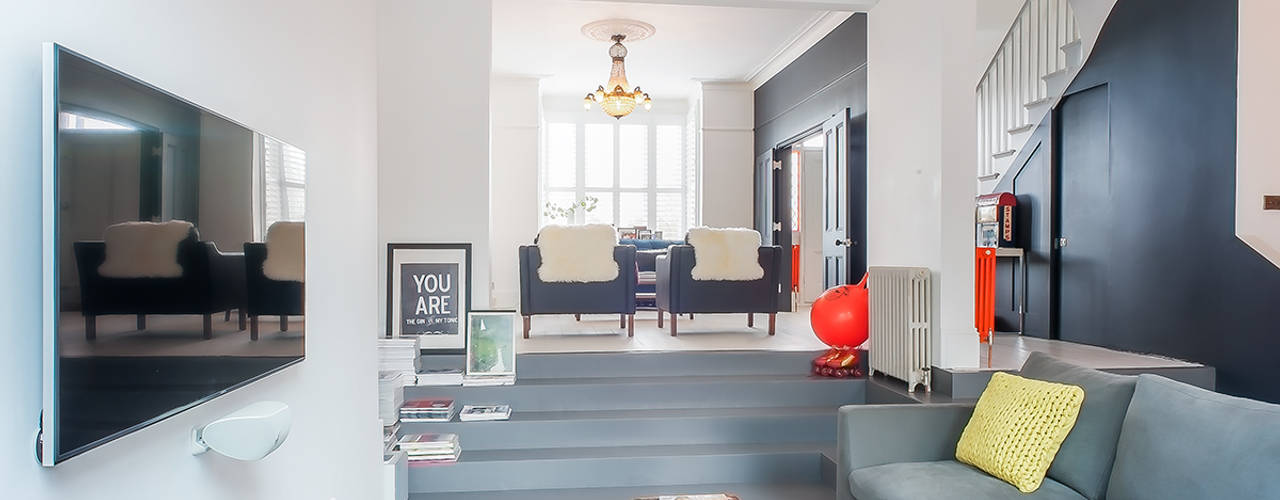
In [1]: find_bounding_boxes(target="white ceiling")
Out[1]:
[492,0,835,98]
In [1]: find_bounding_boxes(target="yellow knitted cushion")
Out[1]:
[955,372,1085,493]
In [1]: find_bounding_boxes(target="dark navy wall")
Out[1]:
[999,0,1280,402]
[753,14,868,287]
[754,14,867,155]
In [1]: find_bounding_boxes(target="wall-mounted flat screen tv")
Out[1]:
[39,44,306,465]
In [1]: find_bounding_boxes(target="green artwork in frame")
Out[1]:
[465,311,517,377]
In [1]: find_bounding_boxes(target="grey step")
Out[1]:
[400,406,836,450]
[408,443,834,493]
[403,375,866,411]
[419,350,828,379]
[411,481,835,500]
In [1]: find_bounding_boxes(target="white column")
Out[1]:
[697,81,756,229]
[377,0,494,314]
[867,0,983,370]
[489,76,542,308]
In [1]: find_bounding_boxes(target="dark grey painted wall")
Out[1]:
[754,14,868,289]
[997,0,1279,402]
[755,14,867,155]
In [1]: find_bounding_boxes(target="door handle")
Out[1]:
[835,238,853,246]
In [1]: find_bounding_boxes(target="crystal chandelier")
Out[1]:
[583,34,652,119]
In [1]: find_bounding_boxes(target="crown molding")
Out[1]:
[745,10,853,90]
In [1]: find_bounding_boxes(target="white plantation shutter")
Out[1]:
[584,124,613,188]
[262,135,306,229]
[540,114,696,234]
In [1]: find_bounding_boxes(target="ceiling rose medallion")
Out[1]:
[581,19,654,120]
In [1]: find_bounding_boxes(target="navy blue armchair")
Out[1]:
[519,245,637,338]
[655,245,782,336]
[243,243,304,340]
[74,231,244,340]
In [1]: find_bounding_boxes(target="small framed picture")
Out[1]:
[465,310,517,378]
[386,243,471,353]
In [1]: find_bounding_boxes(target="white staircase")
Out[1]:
[977,0,1084,193]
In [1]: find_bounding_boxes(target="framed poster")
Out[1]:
[465,310,517,379]
[386,243,471,353]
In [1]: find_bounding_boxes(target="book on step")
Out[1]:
[396,433,460,464]
[415,368,464,386]
[400,398,455,422]
[459,405,511,422]
[462,374,515,387]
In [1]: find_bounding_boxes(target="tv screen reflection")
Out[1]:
[50,47,305,462]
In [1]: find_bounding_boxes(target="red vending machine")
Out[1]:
[975,192,1017,248]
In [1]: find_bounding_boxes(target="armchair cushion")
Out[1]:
[1019,352,1136,500]
[686,227,764,281]
[849,461,1086,500]
[98,220,195,278]
[262,221,305,282]
[536,224,619,283]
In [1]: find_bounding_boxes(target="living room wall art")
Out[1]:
[386,243,471,353]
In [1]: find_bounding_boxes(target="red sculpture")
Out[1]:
[810,274,869,377]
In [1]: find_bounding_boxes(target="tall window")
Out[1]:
[261,135,306,229]
[541,114,696,237]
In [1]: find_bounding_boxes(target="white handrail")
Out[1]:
[977,0,1080,182]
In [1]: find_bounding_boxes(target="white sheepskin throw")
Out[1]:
[687,227,764,281]
[263,221,305,282]
[98,220,194,278]
[536,224,619,283]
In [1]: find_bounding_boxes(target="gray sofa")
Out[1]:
[838,352,1280,500]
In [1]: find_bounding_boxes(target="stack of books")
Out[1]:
[462,374,515,387]
[378,371,412,425]
[459,404,512,422]
[382,421,401,453]
[378,337,422,374]
[401,398,456,422]
[415,368,464,386]
[396,433,460,464]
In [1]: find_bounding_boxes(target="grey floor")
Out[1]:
[979,333,1200,371]
[522,307,1201,373]
[58,312,304,357]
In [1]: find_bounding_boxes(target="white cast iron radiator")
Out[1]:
[867,266,933,393]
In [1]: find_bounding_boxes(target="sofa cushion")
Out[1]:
[848,460,1086,500]
[1107,374,1280,500]
[620,238,682,251]
[1018,352,1136,500]
[635,249,666,272]
[955,372,1084,493]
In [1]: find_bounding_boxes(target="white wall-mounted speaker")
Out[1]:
[191,401,291,461]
